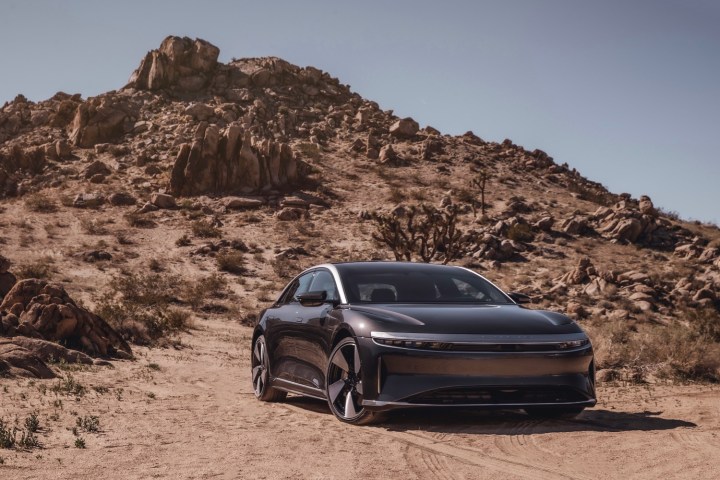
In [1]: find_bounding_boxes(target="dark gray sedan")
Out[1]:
[251,262,596,424]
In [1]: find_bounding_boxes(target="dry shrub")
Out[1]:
[96,272,198,345]
[183,273,229,309]
[125,212,156,228]
[24,192,58,213]
[590,308,720,382]
[191,219,221,238]
[15,258,54,280]
[216,251,246,275]
[80,218,109,235]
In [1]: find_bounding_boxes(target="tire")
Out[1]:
[524,406,585,419]
[251,335,286,402]
[325,338,385,425]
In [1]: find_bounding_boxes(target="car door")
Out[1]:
[294,269,341,390]
[264,271,313,384]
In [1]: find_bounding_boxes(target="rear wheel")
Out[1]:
[326,338,384,425]
[251,335,286,402]
[525,406,585,418]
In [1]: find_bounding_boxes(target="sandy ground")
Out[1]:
[1,317,719,480]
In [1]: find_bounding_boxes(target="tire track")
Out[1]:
[406,444,460,480]
[493,419,561,461]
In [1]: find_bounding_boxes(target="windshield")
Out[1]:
[339,267,513,304]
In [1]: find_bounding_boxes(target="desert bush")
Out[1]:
[369,204,465,264]
[295,142,321,161]
[76,416,100,433]
[0,420,16,449]
[15,258,53,280]
[387,185,406,203]
[80,218,109,235]
[183,273,228,308]
[191,219,221,238]
[24,192,58,213]
[24,413,39,433]
[590,311,720,382]
[216,251,246,275]
[175,234,191,247]
[125,212,156,228]
[51,374,86,396]
[98,272,218,344]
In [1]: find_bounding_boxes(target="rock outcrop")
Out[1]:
[0,279,132,359]
[169,122,301,196]
[126,36,220,92]
[68,94,139,147]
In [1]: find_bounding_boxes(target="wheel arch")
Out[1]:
[330,325,355,349]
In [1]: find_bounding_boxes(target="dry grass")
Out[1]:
[589,308,720,382]
[191,220,222,238]
[24,192,58,213]
[216,251,247,275]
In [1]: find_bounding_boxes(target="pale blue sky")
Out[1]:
[1,0,718,223]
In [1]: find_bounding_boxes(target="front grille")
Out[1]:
[407,386,586,405]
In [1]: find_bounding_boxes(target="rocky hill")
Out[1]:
[1,36,719,382]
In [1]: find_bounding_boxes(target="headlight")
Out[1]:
[557,339,590,349]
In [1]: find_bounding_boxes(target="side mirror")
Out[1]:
[297,290,331,307]
[508,292,532,305]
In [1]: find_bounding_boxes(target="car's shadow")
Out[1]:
[285,397,696,433]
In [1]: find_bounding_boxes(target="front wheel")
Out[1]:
[251,335,286,402]
[325,338,384,425]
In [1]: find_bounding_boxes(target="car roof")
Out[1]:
[331,261,466,273]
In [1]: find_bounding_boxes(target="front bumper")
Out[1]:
[355,335,596,412]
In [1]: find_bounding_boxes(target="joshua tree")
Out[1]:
[470,169,491,217]
[368,204,465,264]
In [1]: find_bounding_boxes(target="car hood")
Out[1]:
[346,304,583,336]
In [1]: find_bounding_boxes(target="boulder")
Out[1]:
[225,196,264,209]
[557,257,595,285]
[0,254,16,301]
[379,144,397,163]
[72,192,105,208]
[69,95,138,147]
[151,192,177,209]
[534,216,554,232]
[185,103,215,121]
[639,195,657,217]
[108,191,137,206]
[561,216,588,235]
[0,341,55,379]
[389,117,419,137]
[276,207,304,221]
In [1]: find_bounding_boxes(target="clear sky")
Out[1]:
[1,0,718,223]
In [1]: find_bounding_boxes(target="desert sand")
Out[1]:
[2,316,718,480]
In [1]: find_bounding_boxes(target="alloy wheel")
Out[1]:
[327,339,365,420]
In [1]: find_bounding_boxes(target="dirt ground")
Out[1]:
[1,316,719,480]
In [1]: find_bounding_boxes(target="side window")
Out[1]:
[279,272,313,304]
[309,270,338,301]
